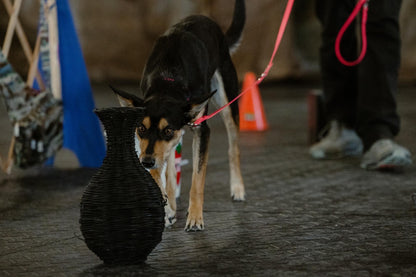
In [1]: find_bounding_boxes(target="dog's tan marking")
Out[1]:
[165,150,177,226]
[148,155,178,228]
[149,166,177,229]
[185,128,208,231]
[142,116,151,129]
[145,125,182,228]
[138,135,149,159]
[137,116,151,162]
[151,129,182,168]
[117,95,134,107]
[158,118,169,130]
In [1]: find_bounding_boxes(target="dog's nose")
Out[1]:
[141,156,156,169]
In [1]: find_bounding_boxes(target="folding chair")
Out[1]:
[0,0,63,173]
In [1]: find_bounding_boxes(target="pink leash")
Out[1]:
[335,0,369,66]
[192,0,295,126]
[192,0,368,126]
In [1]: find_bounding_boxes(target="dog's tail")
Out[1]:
[225,0,245,53]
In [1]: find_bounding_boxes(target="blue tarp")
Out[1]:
[56,0,106,167]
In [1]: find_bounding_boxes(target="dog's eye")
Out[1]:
[163,127,174,139]
[137,124,147,136]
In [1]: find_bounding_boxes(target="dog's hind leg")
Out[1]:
[185,122,210,231]
[211,70,246,201]
[165,150,177,227]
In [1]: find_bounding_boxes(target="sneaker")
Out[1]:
[360,139,412,170]
[309,121,363,159]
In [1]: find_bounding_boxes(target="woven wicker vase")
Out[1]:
[80,107,165,265]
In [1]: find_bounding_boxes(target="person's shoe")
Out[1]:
[360,139,412,170]
[309,121,363,159]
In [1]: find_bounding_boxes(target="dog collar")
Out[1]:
[163,77,175,82]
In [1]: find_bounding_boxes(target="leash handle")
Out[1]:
[191,0,295,127]
[335,0,369,66]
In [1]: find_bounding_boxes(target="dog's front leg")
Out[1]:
[150,167,175,228]
[149,168,166,198]
[185,124,210,231]
[165,149,177,227]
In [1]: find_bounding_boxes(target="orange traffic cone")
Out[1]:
[239,72,269,131]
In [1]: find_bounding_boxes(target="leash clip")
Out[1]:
[187,122,201,128]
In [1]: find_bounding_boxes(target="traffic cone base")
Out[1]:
[239,72,269,131]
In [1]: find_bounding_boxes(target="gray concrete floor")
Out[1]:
[1,83,416,276]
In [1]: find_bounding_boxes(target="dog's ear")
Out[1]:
[187,90,217,119]
[110,85,144,107]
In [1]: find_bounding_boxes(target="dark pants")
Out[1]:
[316,0,402,150]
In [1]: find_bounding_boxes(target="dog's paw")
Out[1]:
[165,215,177,228]
[164,203,177,228]
[231,184,246,201]
[184,212,204,232]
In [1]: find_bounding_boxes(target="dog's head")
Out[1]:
[111,85,213,169]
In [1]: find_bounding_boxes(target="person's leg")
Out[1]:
[357,0,411,170]
[316,0,358,127]
[310,0,363,159]
[356,0,401,149]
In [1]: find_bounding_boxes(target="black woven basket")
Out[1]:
[80,107,165,265]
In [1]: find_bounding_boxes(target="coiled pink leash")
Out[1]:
[335,0,369,66]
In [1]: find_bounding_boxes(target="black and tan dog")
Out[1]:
[112,0,246,231]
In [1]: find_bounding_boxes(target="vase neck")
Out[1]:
[95,107,144,154]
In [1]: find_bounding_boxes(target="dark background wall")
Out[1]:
[1,0,415,83]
